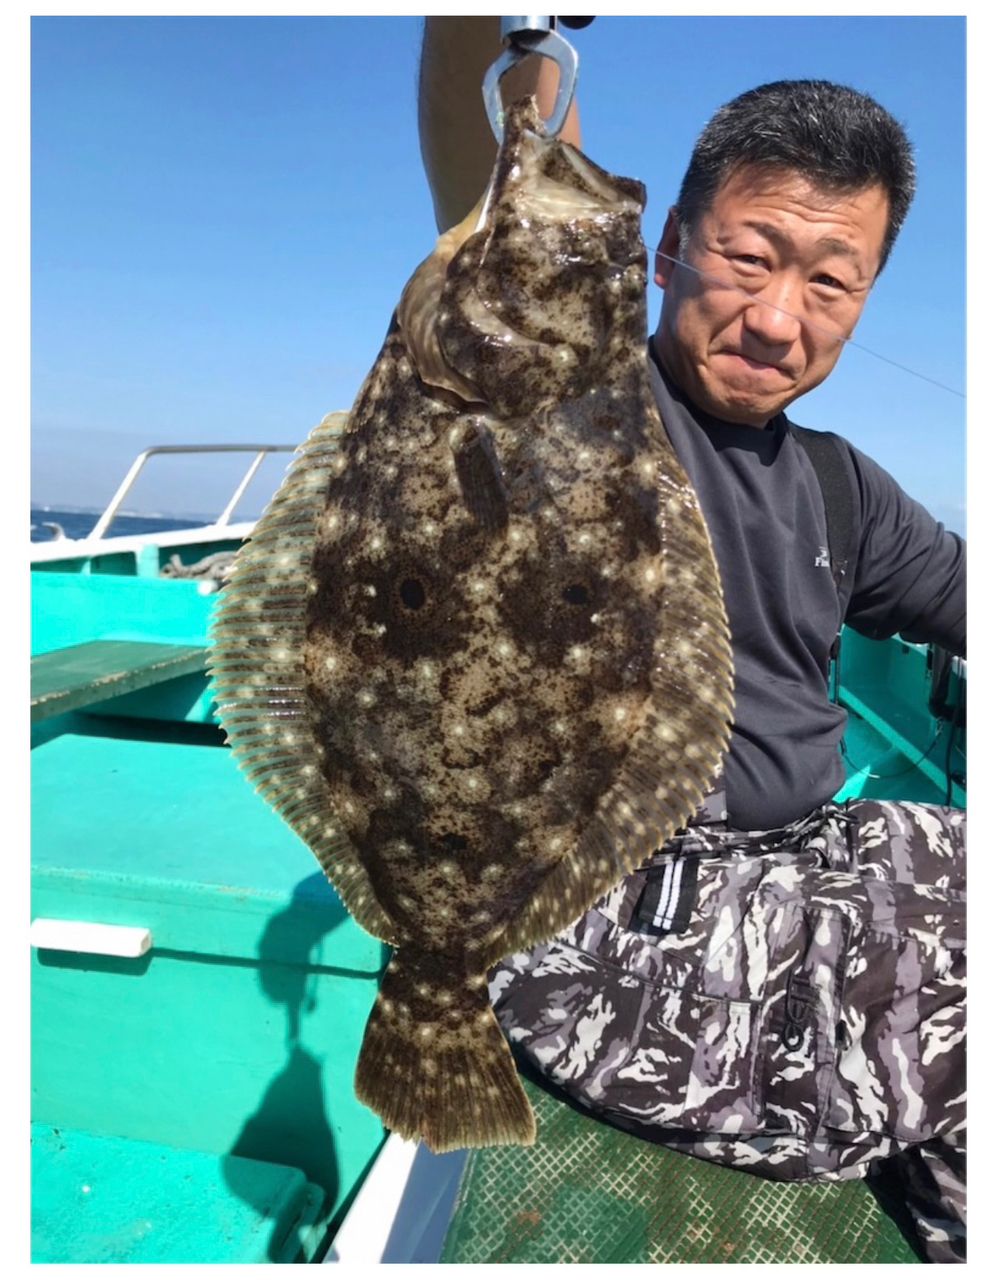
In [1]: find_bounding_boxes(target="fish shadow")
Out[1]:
[222,872,386,1262]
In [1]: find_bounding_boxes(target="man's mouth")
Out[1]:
[718,350,792,376]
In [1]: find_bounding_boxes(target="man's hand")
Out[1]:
[419,17,583,234]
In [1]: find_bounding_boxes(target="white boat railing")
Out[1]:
[88,444,296,540]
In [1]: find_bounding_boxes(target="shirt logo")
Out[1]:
[814,545,831,568]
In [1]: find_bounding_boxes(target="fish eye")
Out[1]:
[563,583,590,606]
[399,578,426,610]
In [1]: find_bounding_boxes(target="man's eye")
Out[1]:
[734,254,766,267]
[814,273,846,291]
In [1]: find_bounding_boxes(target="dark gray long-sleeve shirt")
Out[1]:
[648,349,966,830]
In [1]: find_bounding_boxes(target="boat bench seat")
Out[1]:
[30,639,208,723]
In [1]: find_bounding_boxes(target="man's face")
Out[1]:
[652,165,890,427]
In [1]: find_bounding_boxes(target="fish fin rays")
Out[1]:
[208,409,397,944]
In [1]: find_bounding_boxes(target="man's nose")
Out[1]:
[742,278,802,346]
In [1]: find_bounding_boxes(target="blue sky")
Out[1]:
[30,13,966,532]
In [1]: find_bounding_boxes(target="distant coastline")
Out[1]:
[31,502,219,521]
[30,506,250,542]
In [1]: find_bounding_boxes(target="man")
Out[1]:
[419,17,966,1264]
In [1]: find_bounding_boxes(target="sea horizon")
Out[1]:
[30,505,260,542]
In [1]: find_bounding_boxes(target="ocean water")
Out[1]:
[30,508,215,543]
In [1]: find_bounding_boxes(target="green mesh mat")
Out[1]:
[440,1077,920,1264]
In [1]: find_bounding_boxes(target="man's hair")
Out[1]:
[675,79,916,274]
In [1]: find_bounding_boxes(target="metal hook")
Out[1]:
[482,20,579,144]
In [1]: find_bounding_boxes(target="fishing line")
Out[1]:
[650,250,965,400]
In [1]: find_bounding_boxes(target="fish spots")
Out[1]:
[399,578,426,610]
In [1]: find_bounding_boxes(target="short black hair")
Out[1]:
[675,79,916,273]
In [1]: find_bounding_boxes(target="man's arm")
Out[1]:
[418,17,582,234]
[845,445,966,657]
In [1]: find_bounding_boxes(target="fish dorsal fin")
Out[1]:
[490,461,734,962]
[209,410,397,943]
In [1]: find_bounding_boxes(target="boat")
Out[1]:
[30,441,966,1264]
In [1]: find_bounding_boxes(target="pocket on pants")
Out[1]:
[756,904,852,1138]
[493,860,854,1143]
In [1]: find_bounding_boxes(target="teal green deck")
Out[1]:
[30,561,389,1263]
[29,549,966,1265]
[32,1123,327,1264]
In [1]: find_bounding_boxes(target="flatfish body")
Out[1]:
[209,99,733,1153]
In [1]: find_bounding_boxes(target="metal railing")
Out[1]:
[88,444,296,540]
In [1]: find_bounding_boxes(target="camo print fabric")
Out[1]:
[489,797,966,1263]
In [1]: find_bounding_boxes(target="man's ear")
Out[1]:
[653,208,682,290]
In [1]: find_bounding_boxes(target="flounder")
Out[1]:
[209,98,733,1153]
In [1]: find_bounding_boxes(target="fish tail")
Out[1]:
[355,952,536,1153]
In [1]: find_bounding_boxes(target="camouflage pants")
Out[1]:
[490,798,967,1263]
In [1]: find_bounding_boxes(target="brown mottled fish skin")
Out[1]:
[209,98,733,1154]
